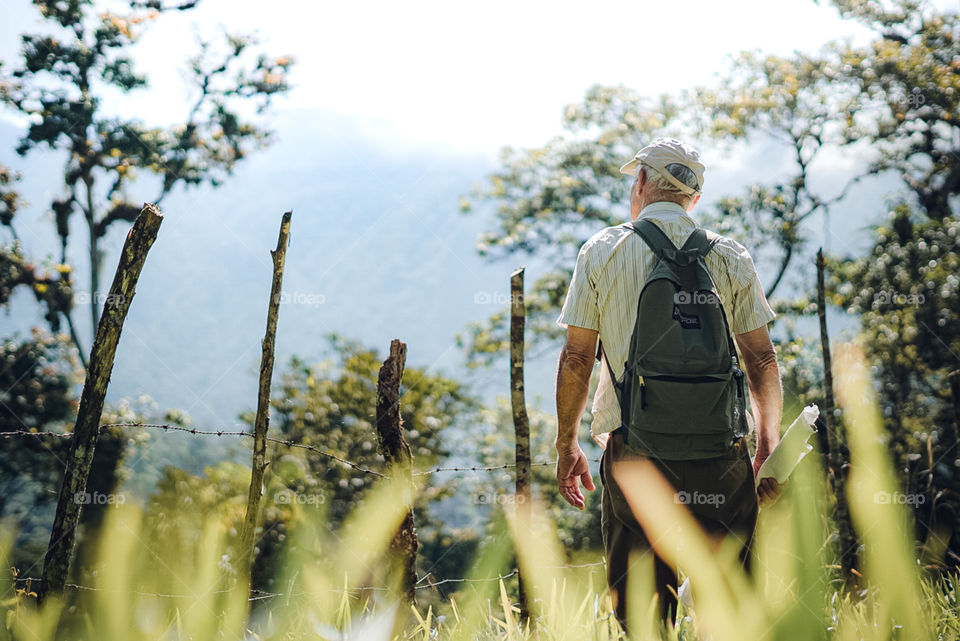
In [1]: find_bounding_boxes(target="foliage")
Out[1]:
[0,0,293,354]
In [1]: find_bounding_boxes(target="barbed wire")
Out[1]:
[0,424,601,476]
[0,430,73,440]
[0,424,386,478]
[11,562,606,600]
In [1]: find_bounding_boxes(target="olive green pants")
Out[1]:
[599,428,758,628]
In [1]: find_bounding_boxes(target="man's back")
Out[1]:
[557,200,776,443]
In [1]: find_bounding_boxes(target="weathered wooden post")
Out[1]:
[510,267,531,623]
[240,211,292,585]
[40,204,163,600]
[375,339,418,603]
[817,248,856,580]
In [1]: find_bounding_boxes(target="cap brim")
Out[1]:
[619,158,640,176]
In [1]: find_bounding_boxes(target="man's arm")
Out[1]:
[555,325,598,510]
[735,324,782,503]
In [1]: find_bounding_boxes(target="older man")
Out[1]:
[554,138,782,627]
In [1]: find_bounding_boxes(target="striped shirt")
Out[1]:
[556,201,776,442]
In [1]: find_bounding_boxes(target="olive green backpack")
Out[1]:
[603,219,748,460]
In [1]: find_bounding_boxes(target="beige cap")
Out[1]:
[619,137,705,197]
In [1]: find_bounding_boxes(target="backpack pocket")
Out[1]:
[624,373,737,458]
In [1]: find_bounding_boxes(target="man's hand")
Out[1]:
[737,325,783,509]
[756,477,781,506]
[557,443,595,510]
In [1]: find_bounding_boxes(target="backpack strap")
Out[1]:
[597,340,619,388]
[680,227,720,258]
[629,219,678,260]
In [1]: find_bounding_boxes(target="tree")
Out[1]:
[831,208,960,568]
[0,0,293,357]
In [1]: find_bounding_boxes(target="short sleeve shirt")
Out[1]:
[556,201,776,439]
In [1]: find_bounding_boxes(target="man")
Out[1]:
[554,137,782,627]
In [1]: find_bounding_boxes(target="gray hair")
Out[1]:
[640,162,699,194]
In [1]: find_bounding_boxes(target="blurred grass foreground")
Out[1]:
[3,342,960,641]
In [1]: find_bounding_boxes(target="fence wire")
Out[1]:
[12,562,606,601]
[0,423,601,476]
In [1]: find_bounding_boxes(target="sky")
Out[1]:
[0,0,886,153]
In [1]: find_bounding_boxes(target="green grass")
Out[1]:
[3,342,959,640]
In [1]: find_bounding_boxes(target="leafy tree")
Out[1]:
[830,208,960,567]
[0,0,294,584]
[0,0,293,356]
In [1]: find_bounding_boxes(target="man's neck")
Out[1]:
[632,200,690,220]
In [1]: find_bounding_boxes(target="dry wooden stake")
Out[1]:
[240,210,292,585]
[510,267,531,623]
[376,339,419,603]
[817,248,857,581]
[40,204,163,600]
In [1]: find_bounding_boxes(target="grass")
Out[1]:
[2,342,959,640]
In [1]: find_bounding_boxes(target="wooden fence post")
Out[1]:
[817,248,857,580]
[40,204,163,600]
[510,267,531,623]
[240,211,292,585]
[375,339,418,603]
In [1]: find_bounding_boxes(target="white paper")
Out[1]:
[755,404,819,487]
